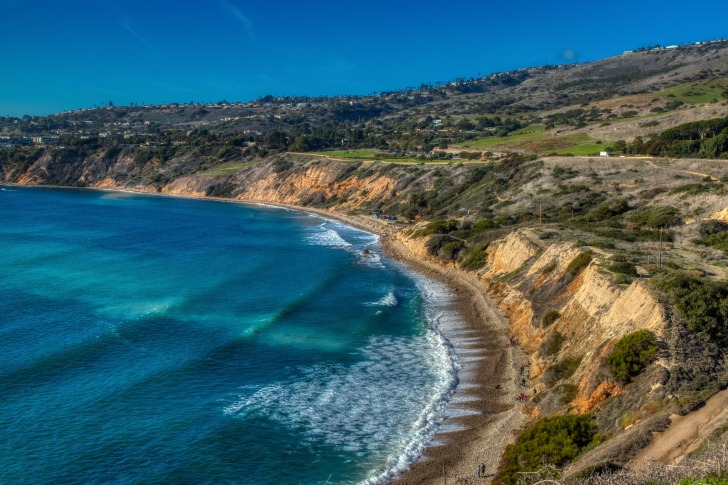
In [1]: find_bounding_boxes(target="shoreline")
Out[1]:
[2,183,526,483]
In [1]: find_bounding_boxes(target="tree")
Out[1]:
[629,136,644,154]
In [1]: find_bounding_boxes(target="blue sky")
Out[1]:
[1,0,726,117]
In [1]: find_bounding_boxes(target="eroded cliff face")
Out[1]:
[4,148,671,421]
[232,165,397,210]
[473,231,666,414]
[2,151,404,212]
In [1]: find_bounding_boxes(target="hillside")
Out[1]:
[3,39,728,484]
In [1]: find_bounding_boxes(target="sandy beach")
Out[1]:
[288,208,528,485]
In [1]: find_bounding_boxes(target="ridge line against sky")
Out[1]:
[1,0,727,117]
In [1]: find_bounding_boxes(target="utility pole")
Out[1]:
[659,226,663,267]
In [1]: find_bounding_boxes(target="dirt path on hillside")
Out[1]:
[629,388,728,472]
[641,158,720,181]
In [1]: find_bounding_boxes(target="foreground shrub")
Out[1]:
[652,273,728,345]
[607,330,659,383]
[460,243,489,270]
[630,205,682,228]
[496,415,601,484]
[609,261,637,277]
[543,356,583,386]
[567,250,593,276]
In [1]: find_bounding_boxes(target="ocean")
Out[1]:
[0,186,459,484]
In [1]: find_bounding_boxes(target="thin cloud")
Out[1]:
[119,19,157,55]
[221,0,256,42]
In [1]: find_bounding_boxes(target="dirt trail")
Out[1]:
[642,158,720,181]
[629,388,728,472]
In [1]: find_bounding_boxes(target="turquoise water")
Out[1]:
[0,187,457,484]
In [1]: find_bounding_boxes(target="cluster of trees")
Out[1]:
[641,116,728,158]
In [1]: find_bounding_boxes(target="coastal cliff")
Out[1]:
[4,149,728,482]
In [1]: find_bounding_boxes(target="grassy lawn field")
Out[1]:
[552,143,606,156]
[460,125,547,148]
[460,126,603,155]
[310,149,379,160]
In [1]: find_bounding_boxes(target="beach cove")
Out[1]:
[0,184,525,484]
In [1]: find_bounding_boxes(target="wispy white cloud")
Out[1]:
[119,18,157,55]
[220,0,256,42]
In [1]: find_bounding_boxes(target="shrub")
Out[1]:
[460,244,489,270]
[542,261,558,275]
[609,261,637,277]
[607,330,659,383]
[588,199,630,220]
[698,220,728,237]
[630,205,682,228]
[614,273,634,285]
[543,356,583,386]
[496,415,601,484]
[540,331,566,357]
[543,310,560,327]
[417,219,459,237]
[472,218,498,231]
[695,220,728,254]
[566,250,593,276]
[652,273,728,344]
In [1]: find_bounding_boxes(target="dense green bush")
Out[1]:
[496,415,601,484]
[566,250,593,276]
[652,273,728,345]
[543,310,560,327]
[415,219,459,237]
[607,330,659,383]
[587,198,630,221]
[699,220,728,237]
[425,235,464,260]
[543,356,583,386]
[630,205,682,228]
[460,243,489,270]
[695,220,728,254]
[609,261,637,277]
[614,273,634,285]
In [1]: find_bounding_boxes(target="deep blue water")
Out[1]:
[0,187,456,484]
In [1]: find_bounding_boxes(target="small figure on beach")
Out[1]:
[481,463,486,477]
[521,378,526,387]
[520,365,524,375]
